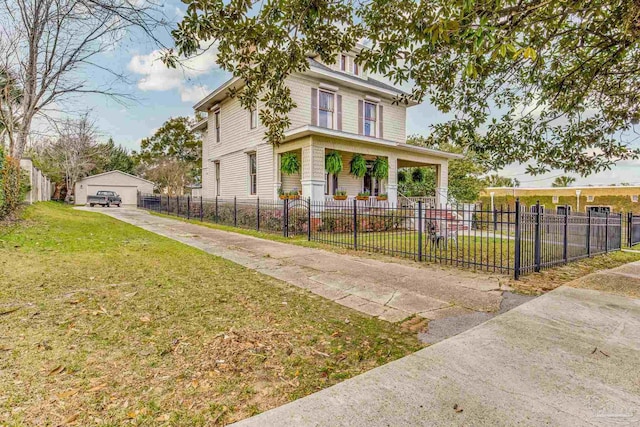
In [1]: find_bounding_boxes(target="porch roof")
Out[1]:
[282,125,463,160]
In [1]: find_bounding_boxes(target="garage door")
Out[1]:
[87,185,138,205]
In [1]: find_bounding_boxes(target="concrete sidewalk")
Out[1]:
[233,285,640,426]
[79,207,512,328]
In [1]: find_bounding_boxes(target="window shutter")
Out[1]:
[378,104,384,139]
[337,95,342,131]
[358,100,363,134]
[311,88,318,126]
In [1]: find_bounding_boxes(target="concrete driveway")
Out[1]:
[233,285,640,426]
[77,207,525,340]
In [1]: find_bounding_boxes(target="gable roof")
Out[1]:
[78,170,154,184]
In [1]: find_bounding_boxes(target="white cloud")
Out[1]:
[179,85,210,103]
[128,45,218,102]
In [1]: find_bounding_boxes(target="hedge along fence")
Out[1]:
[0,154,29,219]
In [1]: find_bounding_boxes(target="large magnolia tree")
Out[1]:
[168,0,640,176]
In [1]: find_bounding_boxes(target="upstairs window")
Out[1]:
[248,153,257,195]
[318,90,335,129]
[214,161,220,196]
[214,110,221,142]
[353,61,359,75]
[340,54,347,71]
[250,108,258,129]
[363,102,377,137]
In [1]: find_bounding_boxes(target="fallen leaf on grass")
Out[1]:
[61,413,79,425]
[155,414,170,422]
[87,384,107,392]
[140,316,151,323]
[0,345,12,352]
[57,388,79,399]
[0,307,20,316]
[47,365,66,376]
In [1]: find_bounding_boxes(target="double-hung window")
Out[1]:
[340,54,347,71]
[214,161,220,196]
[248,153,257,195]
[353,61,359,75]
[250,108,258,129]
[318,90,335,129]
[364,102,377,137]
[214,110,221,142]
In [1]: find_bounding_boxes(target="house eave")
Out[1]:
[193,76,244,112]
[283,125,462,160]
[192,118,208,131]
[304,67,417,105]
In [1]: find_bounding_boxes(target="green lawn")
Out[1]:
[0,203,421,426]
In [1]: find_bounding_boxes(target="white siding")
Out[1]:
[286,74,407,143]
[199,66,408,200]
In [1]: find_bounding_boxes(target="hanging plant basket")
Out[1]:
[349,153,367,178]
[280,152,301,175]
[412,167,425,183]
[372,157,389,180]
[325,151,343,175]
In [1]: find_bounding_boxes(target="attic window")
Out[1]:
[552,195,559,204]
[633,195,638,203]
[587,195,594,202]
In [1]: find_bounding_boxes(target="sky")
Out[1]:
[65,1,640,189]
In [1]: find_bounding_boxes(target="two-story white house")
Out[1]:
[193,46,459,206]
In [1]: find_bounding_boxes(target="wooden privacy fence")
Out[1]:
[138,194,633,279]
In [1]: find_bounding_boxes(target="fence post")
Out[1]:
[187,196,191,220]
[493,208,497,230]
[353,198,358,251]
[234,196,237,227]
[628,212,632,247]
[605,211,609,253]
[514,198,521,280]
[534,200,541,272]
[176,195,180,217]
[563,204,568,264]
[283,198,289,237]
[215,196,219,222]
[200,196,203,221]
[619,213,623,250]
[166,194,169,215]
[256,197,260,231]
[587,209,592,257]
[307,198,312,241]
[418,201,423,262]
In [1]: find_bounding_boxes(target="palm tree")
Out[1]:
[552,176,576,187]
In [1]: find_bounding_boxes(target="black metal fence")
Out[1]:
[138,194,634,279]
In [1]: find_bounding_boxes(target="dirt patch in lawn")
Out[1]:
[0,203,421,426]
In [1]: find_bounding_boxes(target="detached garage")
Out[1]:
[75,171,154,206]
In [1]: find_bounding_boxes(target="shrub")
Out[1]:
[0,155,25,219]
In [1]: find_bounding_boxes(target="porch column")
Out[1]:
[435,162,449,207]
[273,152,281,199]
[387,154,398,206]
[301,143,325,202]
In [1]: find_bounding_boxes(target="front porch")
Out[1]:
[274,134,453,207]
